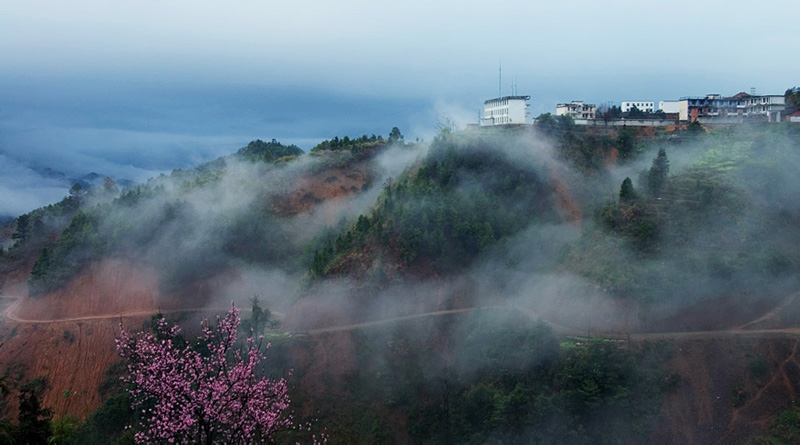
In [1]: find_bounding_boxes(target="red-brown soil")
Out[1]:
[551,172,583,227]
[271,162,371,216]
[0,161,376,421]
[0,315,150,421]
[0,258,160,420]
[2,157,800,441]
[650,337,800,444]
[11,259,159,321]
[4,263,800,443]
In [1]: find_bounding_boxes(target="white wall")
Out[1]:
[659,100,681,113]
[621,101,654,113]
[678,100,689,122]
[481,97,529,126]
[508,99,528,124]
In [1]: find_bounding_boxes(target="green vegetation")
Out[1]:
[307,132,393,173]
[6,194,82,254]
[239,295,276,334]
[235,138,304,162]
[11,123,800,304]
[567,124,800,301]
[283,310,675,443]
[762,404,800,444]
[310,131,559,279]
[4,122,800,442]
[786,87,800,112]
[388,127,404,144]
[310,134,385,154]
[72,393,136,444]
[536,113,642,170]
[0,377,53,443]
[645,147,669,196]
[301,123,800,308]
[619,177,637,203]
[19,308,672,443]
[17,129,404,295]
[23,139,314,295]
[28,210,104,294]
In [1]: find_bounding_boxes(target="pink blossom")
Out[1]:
[117,303,294,443]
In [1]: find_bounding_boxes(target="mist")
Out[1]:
[20,120,799,338]
[0,77,435,218]
[272,125,800,338]
[8,121,800,442]
[2,0,799,440]
[0,154,70,220]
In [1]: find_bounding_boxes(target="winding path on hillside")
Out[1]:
[0,296,271,324]
[3,292,800,342]
[301,304,800,342]
[737,292,798,330]
[303,308,475,335]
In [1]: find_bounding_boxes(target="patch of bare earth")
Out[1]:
[0,258,161,420]
[13,258,159,320]
[271,163,371,216]
[0,315,150,421]
[649,339,745,444]
[648,293,800,444]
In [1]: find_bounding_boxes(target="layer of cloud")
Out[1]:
[0,154,69,219]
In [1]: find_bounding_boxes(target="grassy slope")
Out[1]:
[565,124,800,305]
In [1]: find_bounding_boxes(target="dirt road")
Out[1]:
[0,295,259,324]
[4,293,800,342]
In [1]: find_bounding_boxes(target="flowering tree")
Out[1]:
[116,304,293,444]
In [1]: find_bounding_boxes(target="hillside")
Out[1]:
[310,131,564,282]
[0,259,157,421]
[1,124,800,442]
[0,136,388,423]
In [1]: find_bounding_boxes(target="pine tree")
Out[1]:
[619,177,637,203]
[388,127,404,144]
[646,148,669,196]
[16,382,52,444]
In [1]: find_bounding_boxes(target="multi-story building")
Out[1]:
[556,101,596,119]
[744,94,785,121]
[678,93,785,122]
[621,101,655,113]
[658,100,681,114]
[480,95,531,126]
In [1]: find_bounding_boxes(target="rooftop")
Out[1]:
[484,95,531,104]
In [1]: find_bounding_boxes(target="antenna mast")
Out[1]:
[498,62,502,98]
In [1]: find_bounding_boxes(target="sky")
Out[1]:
[1,0,798,218]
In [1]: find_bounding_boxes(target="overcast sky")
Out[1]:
[1,0,798,217]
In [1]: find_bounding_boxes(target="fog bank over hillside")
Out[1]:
[0,79,433,218]
[5,123,800,443]
[15,123,800,337]
[3,0,798,222]
[252,125,800,336]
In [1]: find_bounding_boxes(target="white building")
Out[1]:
[745,95,785,121]
[621,101,655,113]
[556,101,596,119]
[480,95,531,126]
[658,100,681,114]
[678,93,785,122]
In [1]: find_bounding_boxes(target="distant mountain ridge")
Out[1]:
[30,166,133,190]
